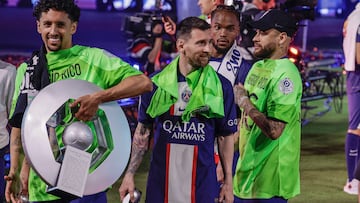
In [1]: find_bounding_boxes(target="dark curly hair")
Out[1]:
[33,0,80,22]
[211,5,240,25]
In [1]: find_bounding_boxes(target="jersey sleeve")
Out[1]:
[215,74,237,136]
[85,48,143,88]
[8,63,29,128]
[137,84,156,125]
[235,59,252,85]
[266,63,302,123]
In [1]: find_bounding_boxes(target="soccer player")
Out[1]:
[119,16,237,203]
[208,4,252,182]
[343,1,360,195]
[209,5,252,87]
[4,0,152,202]
[233,9,302,203]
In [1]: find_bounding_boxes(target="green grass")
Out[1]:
[107,151,150,203]
[291,97,356,203]
[107,97,357,203]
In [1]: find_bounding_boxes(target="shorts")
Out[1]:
[347,70,360,130]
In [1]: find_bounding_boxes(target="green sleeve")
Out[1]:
[9,62,27,118]
[267,63,302,123]
[81,48,143,88]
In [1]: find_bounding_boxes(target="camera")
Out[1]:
[123,12,163,37]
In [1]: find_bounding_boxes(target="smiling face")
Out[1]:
[37,9,77,52]
[178,28,212,69]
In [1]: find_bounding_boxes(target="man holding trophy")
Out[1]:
[4,0,152,202]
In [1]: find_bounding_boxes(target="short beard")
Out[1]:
[185,51,208,68]
[189,58,208,68]
[212,42,230,55]
[46,44,61,52]
[254,44,276,59]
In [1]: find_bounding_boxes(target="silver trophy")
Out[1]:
[21,79,131,199]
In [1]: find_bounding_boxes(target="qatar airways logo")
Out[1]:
[162,120,206,141]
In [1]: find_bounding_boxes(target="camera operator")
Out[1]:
[128,17,176,75]
[128,22,163,75]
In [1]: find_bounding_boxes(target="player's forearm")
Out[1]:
[20,158,30,176]
[9,127,22,175]
[217,135,234,183]
[93,74,152,104]
[147,38,163,63]
[242,99,285,140]
[125,123,152,175]
[20,157,30,187]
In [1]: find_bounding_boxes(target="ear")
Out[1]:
[278,32,288,44]
[176,38,185,53]
[71,21,78,35]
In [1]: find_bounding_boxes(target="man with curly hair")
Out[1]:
[4,0,152,202]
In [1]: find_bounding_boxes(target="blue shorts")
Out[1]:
[346,70,360,130]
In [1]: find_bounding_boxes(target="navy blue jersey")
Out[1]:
[138,71,237,203]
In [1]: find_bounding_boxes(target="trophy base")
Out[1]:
[46,145,92,199]
[47,186,80,201]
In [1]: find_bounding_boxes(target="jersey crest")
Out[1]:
[181,89,192,103]
[279,77,294,94]
[172,82,191,116]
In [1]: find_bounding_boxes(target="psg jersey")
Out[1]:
[138,71,237,203]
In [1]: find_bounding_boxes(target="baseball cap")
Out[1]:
[249,9,299,37]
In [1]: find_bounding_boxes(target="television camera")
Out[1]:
[123,12,163,37]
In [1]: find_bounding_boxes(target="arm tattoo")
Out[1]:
[12,135,22,153]
[245,102,285,140]
[126,123,152,174]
